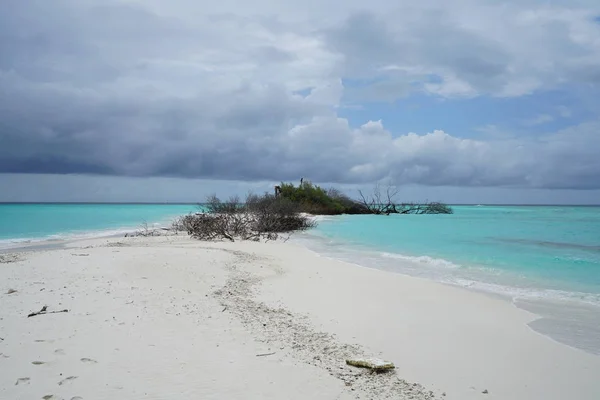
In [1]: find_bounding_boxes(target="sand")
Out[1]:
[1,235,599,400]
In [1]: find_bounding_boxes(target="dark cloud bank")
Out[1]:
[1,0,600,190]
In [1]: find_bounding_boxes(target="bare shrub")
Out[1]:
[183,193,316,242]
[205,194,241,214]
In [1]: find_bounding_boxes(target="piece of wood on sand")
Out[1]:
[346,358,395,371]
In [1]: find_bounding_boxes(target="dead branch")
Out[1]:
[27,306,69,318]
[358,184,452,215]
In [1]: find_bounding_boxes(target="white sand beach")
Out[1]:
[2,235,600,400]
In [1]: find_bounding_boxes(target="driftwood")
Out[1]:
[125,221,173,237]
[256,352,276,357]
[27,306,69,318]
[346,358,395,371]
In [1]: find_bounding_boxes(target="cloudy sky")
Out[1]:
[1,0,599,203]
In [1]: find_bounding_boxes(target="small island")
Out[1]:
[175,180,452,242]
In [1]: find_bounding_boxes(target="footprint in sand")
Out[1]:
[32,361,46,365]
[71,397,83,400]
[42,395,54,400]
[80,358,97,364]
[58,376,77,386]
[54,349,66,355]
[15,377,30,385]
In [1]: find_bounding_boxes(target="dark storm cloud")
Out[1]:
[1,0,600,189]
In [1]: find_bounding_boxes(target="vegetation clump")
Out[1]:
[175,193,315,242]
[278,180,453,215]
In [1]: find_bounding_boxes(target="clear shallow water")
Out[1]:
[293,205,600,354]
[0,203,197,247]
[300,206,600,301]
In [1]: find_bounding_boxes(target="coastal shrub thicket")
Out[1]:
[278,181,370,215]
[177,193,315,242]
[277,181,452,215]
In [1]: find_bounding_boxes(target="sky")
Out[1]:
[1,0,600,204]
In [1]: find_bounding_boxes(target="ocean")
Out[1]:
[1,203,599,353]
[0,203,197,247]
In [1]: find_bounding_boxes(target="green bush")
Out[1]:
[277,181,368,215]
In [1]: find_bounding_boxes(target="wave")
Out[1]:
[292,234,600,308]
[0,219,175,250]
[450,278,600,307]
[380,252,460,269]
[0,228,132,250]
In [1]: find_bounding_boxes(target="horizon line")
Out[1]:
[1,202,599,207]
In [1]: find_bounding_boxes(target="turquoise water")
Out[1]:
[0,203,197,246]
[297,206,600,306]
[3,204,599,302]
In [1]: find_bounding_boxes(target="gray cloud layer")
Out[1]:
[1,0,600,189]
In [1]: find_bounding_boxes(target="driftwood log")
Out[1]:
[27,306,69,318]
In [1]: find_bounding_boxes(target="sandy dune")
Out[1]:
[1,235,599,399]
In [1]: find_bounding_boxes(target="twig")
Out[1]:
[222,306,227,312]
[27,306,69,318]
[256,352,276,357]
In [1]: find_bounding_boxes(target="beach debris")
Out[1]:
[7,288,18,295]
[58,376,78,386]
[15,377,30,385]
[345,358,395,371]
[106,242,129,247]
[80,357,97,363]
[0,253,24,264]
[482,389,489,394]
[42,395,54,400]
[27,306,69,318]
[256,352,276,357]
[32,361,46,365]
[71,253,89,256]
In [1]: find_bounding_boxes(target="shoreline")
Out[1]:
[291,232,600,355]
[2,235,600,399]
[4,225,600,356]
